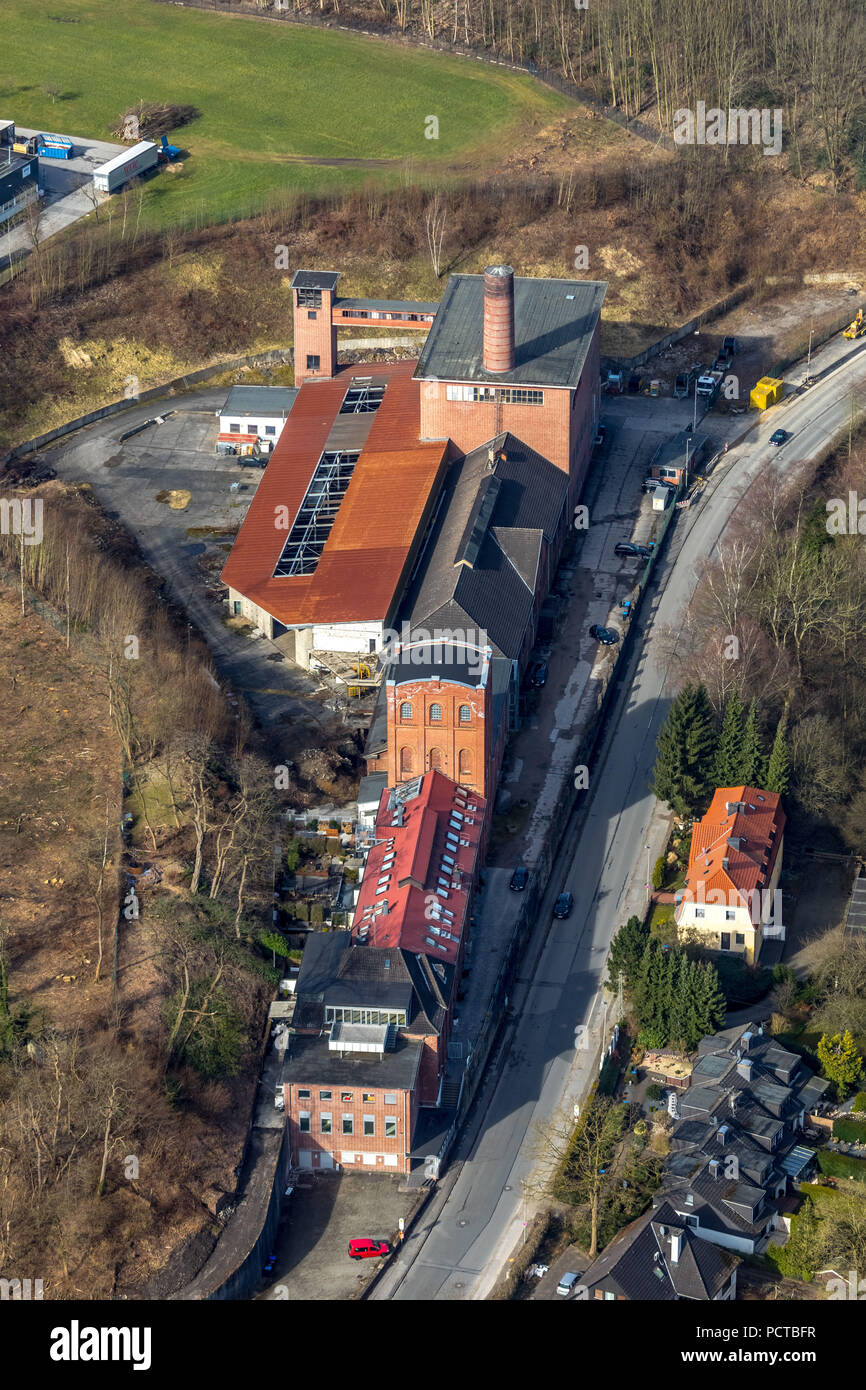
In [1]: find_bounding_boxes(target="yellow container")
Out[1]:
[750,376,783,409]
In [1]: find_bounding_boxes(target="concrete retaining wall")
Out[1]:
[3,348,295,462]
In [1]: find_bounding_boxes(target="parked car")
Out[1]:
[722,336,739,356]
[553,892,574,919]
[509,866,529,892]
[529,660,549,688]
[556,1271,582,1296]
[589,624,619,645]
[769,429,791,447]
[348,1239,391,1261]
[641,476,676,493]
[614,541,652,558]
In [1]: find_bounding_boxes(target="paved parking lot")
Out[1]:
[3,127,127,263]
[528,1243,588,1300]
[257,1174,420,1302]
[494,392,726,872]
[42,392,332,743]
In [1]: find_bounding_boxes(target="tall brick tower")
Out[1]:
[383,641,494,799]
[290,270,340,384]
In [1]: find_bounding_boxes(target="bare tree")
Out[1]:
[424,194,448,279]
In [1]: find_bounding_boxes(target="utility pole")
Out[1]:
[693,378,699,432]
[645,843,652,905]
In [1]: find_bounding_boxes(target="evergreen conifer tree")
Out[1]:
[765,709,790,797]
[714,688,746,788]
[652,683,716,817]
[740,698,768,788]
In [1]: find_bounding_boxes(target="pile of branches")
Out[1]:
[112,102,200,142]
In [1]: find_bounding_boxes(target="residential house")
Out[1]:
[581,1202,739,1301]
[656,1021,828,1256]
[676,786,786,963]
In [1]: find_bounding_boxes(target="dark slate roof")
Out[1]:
[581,1202,738,1302]
[222,385,299,417]
[295,931,351,997]
[364,679,389,759]
[415,274,606,389]
[291,269,340,291]
[403,433,567,661]
[661,1164,768,1237]
[293,931,447,1036]
[385,642,487,690]
[281,1029,423,1091]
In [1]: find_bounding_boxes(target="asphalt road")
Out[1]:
[371,333,866,1302]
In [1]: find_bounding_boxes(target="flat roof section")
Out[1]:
[282,1030,422,1090]
[415,274,607,389]
[336,297,439,315]
[222,385,299,418]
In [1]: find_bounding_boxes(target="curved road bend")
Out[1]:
[373,335,866,1301]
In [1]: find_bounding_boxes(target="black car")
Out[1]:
[641,477,675,493]
[529,660,548,688]
[614,541,653,558]
[769,429,790,447]
[553,892,574,919]
[510,866,529,892]
[589,624,619,646]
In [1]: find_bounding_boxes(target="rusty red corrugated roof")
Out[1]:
[220,363,448,626]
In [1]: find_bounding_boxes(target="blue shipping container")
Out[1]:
[37,134,73,159]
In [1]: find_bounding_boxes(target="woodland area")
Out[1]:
[3,153,865,448]
[656,433,866,856]
[206,0,866,189]
[0,485,282,1297]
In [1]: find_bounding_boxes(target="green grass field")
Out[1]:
[2,0,569,229]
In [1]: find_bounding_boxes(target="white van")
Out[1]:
[651,484,673,512]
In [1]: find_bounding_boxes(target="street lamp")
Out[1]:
[646,844,652,904]
[693,377,699,432]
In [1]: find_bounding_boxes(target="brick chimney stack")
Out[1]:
[483,265,515,373]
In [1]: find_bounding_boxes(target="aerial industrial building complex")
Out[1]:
[222,263,606,1173]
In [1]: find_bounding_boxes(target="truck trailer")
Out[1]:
[92,140,158,194]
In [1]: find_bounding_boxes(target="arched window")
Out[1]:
[399,702,413,720]
[429,703,442,723]
[458,704,472,723]
[458,749,473,781]
[428,748,443,772]
[400,746,414,776]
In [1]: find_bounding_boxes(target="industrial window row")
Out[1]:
[445,385,544,405]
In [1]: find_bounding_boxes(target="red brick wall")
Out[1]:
[418,319,601,510]
[293,289,338,384]
[386,675,492,796]
[420,384,574,477]
[568,322,601,504]
[285,1079,415,1173]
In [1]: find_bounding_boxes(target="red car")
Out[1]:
[348,1238,391,1261]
